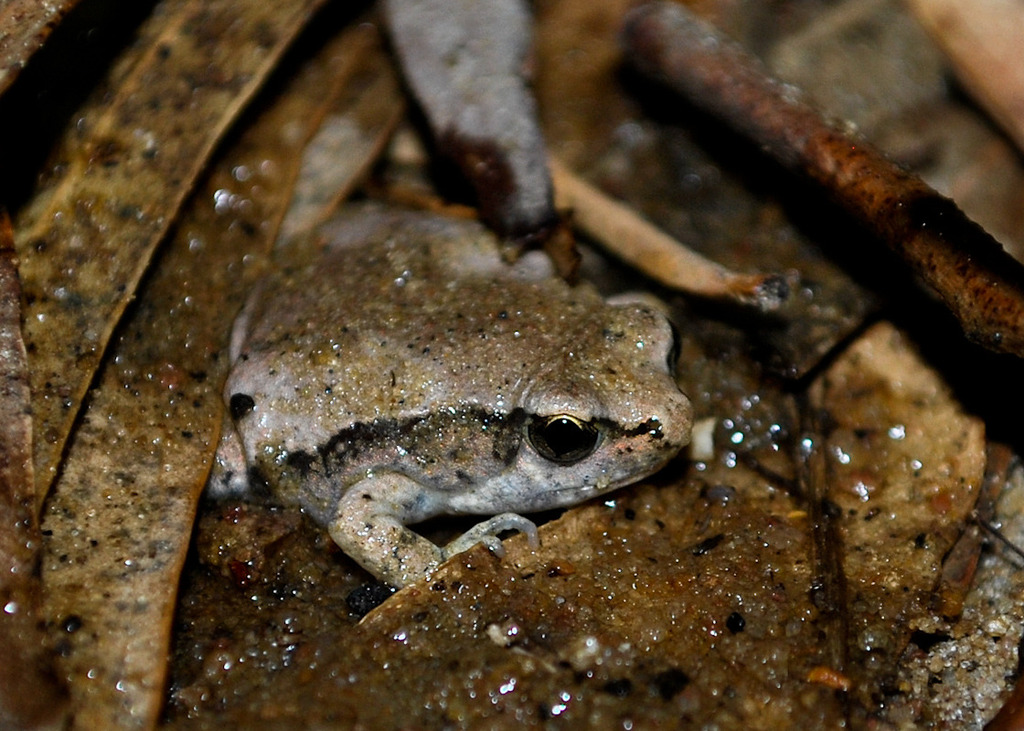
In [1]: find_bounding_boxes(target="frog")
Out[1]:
[207,204,693,588]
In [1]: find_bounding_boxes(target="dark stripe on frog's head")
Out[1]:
[621,417,664,440]
[279,407,666,486]
[277,407,530,482]
[245,465,274,499]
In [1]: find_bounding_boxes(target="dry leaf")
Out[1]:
[37,18,392,730]
[807,322,985,713]
[277,26,405,242]
[385,0,558,248]
[15,0,330,509]
[0,212,67,729]
[0,0,83,96]
[908,0,1024,155]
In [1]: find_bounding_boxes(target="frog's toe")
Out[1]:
[475,533,507,558]
[444,513,539,558]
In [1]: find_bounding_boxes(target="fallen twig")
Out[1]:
[622,1,1024,358]
[549,156,789,311]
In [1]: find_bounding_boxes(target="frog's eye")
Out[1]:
[527,415,600,465]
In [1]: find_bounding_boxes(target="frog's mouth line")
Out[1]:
[542,462,666,496]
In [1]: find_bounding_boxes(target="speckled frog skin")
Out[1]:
[208,206,693,587]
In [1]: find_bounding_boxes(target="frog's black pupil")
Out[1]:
[229,393,256,420]
[528,415,600,465]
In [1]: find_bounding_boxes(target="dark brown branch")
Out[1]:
[622,1,1024,358]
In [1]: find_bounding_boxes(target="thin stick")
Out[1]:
[623,1,1024,357]
[549,156,790,311]
[976,516,1024,563]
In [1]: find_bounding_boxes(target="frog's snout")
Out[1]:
[663,389,694,450]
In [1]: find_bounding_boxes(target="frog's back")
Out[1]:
[229,205,590,435]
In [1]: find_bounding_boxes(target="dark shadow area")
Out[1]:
[0,0,157,211]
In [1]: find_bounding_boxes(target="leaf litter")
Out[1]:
[34,12,397,730]
[0,0,1023,728]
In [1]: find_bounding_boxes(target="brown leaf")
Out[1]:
[357,480,846,728]
[808,322,985,712]
[277,26,405,242]
[0,212,68,729]
[0,0,82,97]
[167,477,847,727]
[14,0,330,512]
[37,18,390,729]
[908,0,1024,156]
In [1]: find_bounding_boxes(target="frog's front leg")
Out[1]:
[329,472,539,588]
[330,473,444,588]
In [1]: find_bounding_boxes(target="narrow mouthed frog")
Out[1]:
[208,205,692,587]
